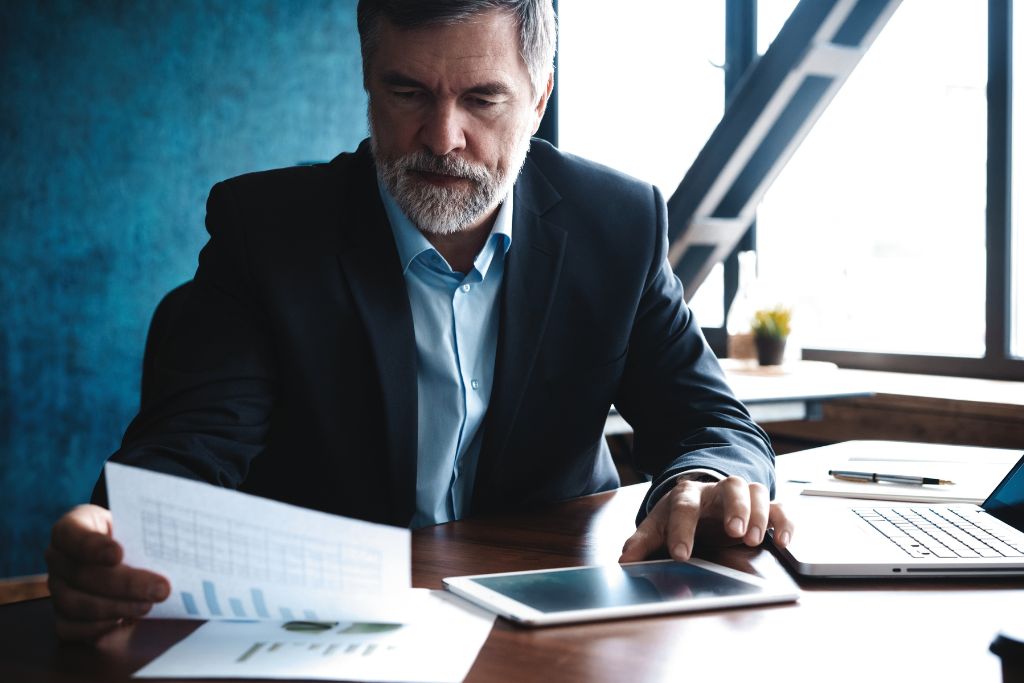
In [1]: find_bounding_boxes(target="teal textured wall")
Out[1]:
[0,0,367,577]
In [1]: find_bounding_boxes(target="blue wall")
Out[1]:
[0,0,367,577]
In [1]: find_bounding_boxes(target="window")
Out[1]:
[555,1,1018,379]
[754,0,989,358]
[757,0,799,55]
[1013,2,1023,359]
[557,0,727,325]
[557,1,725,198]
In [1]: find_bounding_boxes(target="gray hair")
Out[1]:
[357,0,557,97]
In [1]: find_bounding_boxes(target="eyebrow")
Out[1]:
[380,71,427,89]
[379,71,513,97]
[466,82,512,97]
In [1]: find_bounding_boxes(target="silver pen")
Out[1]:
[828,470,955,486]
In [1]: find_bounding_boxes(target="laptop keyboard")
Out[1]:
[854,507,1024,559]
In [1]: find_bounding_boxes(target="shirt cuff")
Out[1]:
[645,467,726,514]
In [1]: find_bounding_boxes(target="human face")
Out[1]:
[366,11,551,235]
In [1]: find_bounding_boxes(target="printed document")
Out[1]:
[106,463,415,622]
[133,589,495,682]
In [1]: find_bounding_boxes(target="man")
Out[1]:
[45,0,793,641]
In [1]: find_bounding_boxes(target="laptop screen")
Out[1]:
[982,453,1024,530]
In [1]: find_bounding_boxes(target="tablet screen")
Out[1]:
[469,561,761,614]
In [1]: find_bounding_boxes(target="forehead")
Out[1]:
[369,10,531,91]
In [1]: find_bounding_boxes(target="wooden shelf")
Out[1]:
[765,369,1024,451]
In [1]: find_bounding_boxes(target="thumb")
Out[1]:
[619,511,665,563]
[51,504,121,565]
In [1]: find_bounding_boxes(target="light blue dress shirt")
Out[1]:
[379,184,513,527]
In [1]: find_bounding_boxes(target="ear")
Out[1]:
[530,71,555,135]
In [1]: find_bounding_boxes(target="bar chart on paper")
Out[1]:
[139,496,386,621]
[236,640,394,661]
[133,592,497,682]
[178,581,321,621]
[234,622,404,664]
[105,463,413,622]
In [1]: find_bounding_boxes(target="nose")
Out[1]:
[419,101,466,157]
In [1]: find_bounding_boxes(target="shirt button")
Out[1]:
[471,379,480,390]
[461,284,471,293]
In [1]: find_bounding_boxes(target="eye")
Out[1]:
[391,89,422,101]
[469,97,501,109]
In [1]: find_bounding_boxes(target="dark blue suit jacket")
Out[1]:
[97,139,775,527]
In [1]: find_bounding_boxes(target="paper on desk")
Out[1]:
[133,589,495,682]
[800,459,1010,504]
[835,440,1021,465]
[106,463,414,622]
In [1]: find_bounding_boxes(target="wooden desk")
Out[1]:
[1,472,1018,682]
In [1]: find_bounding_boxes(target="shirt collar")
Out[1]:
[378,181,513,277]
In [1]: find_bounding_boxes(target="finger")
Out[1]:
[46,546,169,602]
[49,574,153,623]
[716,476,751,539]
[54,615,125,642]
[664,482,705,561]
[743,483,771,546]
[50,505,121,565]
[45,544,88,581]
[619,510,666,563]
[767,502,795,548]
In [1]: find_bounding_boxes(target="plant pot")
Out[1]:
[755,335,787,366]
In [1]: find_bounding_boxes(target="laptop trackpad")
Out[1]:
[782,503,901,564]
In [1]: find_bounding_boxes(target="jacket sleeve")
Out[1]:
[613,185,776,525]
[92,181,276,505]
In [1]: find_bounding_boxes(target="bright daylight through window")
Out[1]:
[1013,1,1023,359]
[754,0,988,358]
[557,0,727,325]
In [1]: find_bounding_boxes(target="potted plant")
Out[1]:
[750,306,792,366]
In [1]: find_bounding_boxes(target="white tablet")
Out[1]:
[443,558,800,627]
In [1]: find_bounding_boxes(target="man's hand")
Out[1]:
[619,476,794,562]
[45,504,171,641]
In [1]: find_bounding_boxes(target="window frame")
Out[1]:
[551,0,1018,381]
[796,0,1021,381]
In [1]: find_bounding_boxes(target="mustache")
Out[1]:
[401,152,490,183]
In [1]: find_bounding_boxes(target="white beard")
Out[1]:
[371,130,531,235]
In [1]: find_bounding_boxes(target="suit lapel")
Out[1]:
[474,156,566,506]
[333,146,418,526]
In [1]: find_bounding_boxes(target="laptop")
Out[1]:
[773,452,1024,578]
